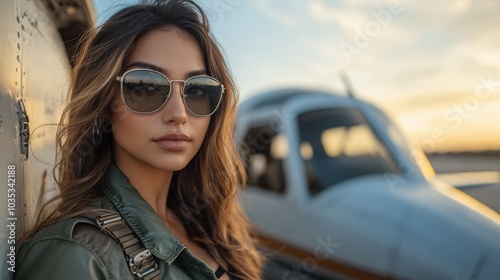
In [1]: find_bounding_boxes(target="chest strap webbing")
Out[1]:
[81,210,161,280]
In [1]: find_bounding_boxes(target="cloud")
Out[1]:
[237,0,500,151]
[307,0,368,30]
[452,0,471,14]
[247,0,301,27]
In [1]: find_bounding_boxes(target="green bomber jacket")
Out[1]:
[15,164,220,280]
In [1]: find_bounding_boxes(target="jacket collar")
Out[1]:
[102,163,185,264]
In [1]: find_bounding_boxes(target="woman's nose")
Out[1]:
[161,82,187,124]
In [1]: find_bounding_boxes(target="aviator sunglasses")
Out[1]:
[116,69,224,116]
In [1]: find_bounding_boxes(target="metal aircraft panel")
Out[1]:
[0,0,93,278]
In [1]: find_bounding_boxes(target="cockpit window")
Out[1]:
[298,108,400,195]
[242,126,287,194]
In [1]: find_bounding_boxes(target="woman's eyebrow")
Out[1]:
[125,61,207,78]
[186,69,208,77]
[125,61,165,73]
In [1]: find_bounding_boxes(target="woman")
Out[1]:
[16,0,263,279]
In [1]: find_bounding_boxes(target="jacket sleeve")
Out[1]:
[15,238,109,280]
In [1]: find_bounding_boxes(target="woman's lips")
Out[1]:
[153,133,190,151]
[154,140,189,151]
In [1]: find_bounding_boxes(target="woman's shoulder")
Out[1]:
[18,208,129,257]
[16,216,130,280]
[22,215,92,239]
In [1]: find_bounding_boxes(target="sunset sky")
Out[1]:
[94,0,500,152]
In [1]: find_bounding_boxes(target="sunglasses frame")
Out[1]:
[116,68,225,116]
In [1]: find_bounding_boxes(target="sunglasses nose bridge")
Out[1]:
[165,79,189,112]
[169,80,186,96]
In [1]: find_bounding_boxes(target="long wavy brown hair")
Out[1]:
[23,0,263,279]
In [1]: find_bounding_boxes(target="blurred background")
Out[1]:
[95,0,500,157]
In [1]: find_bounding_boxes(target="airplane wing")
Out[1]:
[437,171,500,213]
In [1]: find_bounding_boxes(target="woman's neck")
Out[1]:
[115,159,172,218]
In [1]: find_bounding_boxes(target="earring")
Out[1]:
[91,119,102,146]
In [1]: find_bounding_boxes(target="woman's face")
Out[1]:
[110,28,211,173]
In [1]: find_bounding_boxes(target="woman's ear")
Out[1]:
[102,106,112,123]
[98,109,113,136]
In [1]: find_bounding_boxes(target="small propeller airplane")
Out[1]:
[237,87,500,280]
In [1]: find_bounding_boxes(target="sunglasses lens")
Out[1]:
[122,70,170,113]
[184,77,223,116]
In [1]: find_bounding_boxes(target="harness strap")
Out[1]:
[81,209,161,280]
[214,266,227,278]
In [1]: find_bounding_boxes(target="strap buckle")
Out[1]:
[129,249,158,279]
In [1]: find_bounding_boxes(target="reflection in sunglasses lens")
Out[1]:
[184,77,220,116]
[123,71,169,113]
